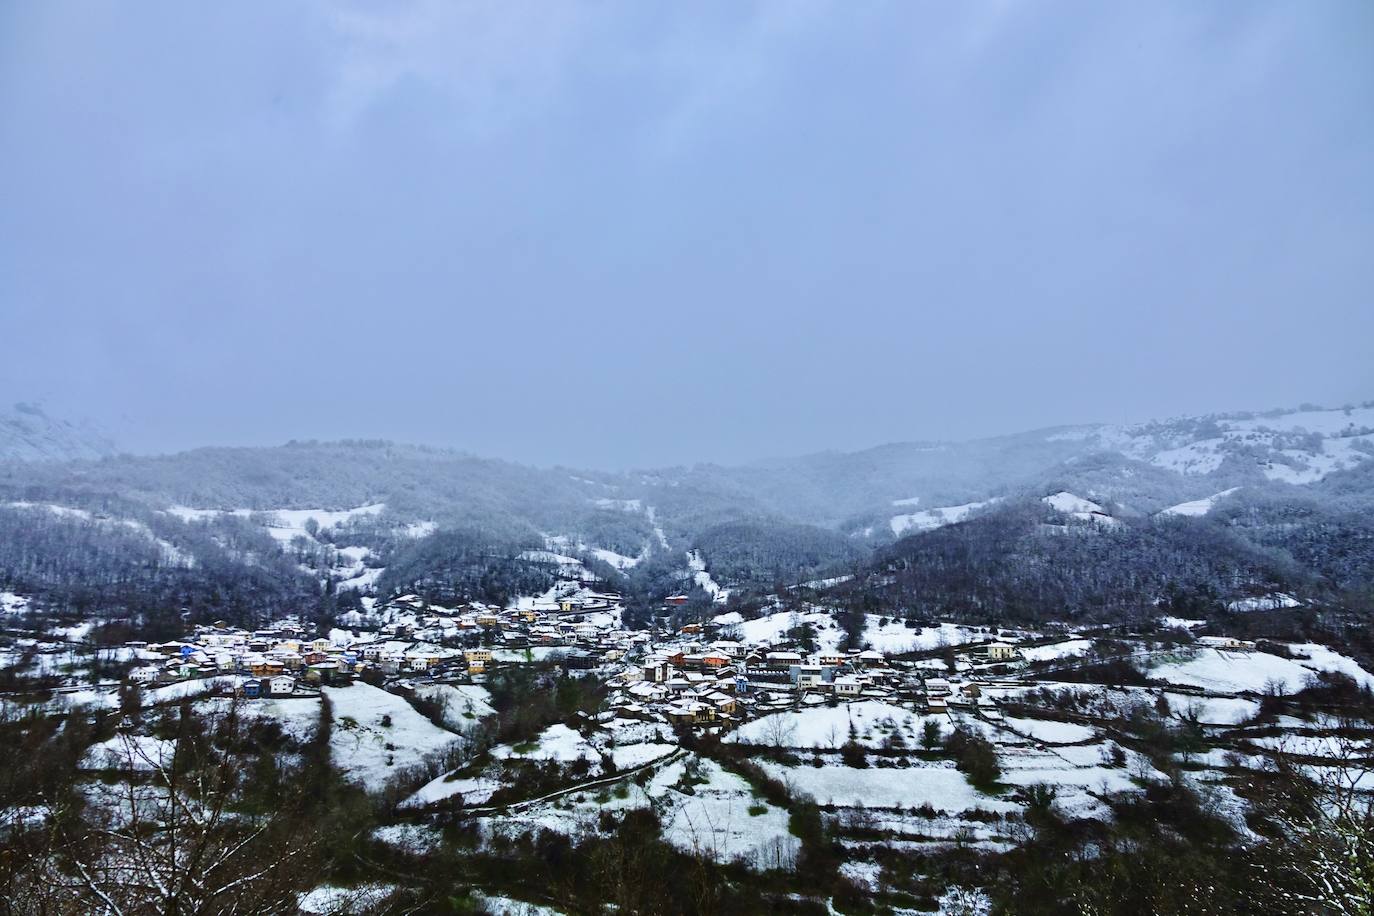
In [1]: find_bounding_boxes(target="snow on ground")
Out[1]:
[143,676,240,705]
[472,892,566,916]
[1158,487,1242,518]
[413,683,495,728]
[1149,645,1374,695]
[715,610,987,655]
[686,549,730,603]
[593,498,642,513]
[608,742,677,769]
[1018,639,1093,663]
[645,505,670,550]
[1149,649,1324,694]
[890,498,1001,537]
[545,534,643,570]
[196,696,323,743]
[298,884,396,915]
[794,574,854,590]
[1288,643,1374,689]
[1149,439,1226,475]
[1,592,30,613]
[519,551,592,577]
[492,647,569,664]
[492,724,600,768]
[324,682,461,788]
[1001,717,1097,745]
[1226,593,1302,613]
[728,701,942,750]
[405,771,501,808]
[1042,491,1117,525]
[1159,693,1259,725]
[167,503,384,532]
[1248,734,1372,759]
[472,754,796,869]
[371,823,443,855]
[651,757,797,867]
[81,734,177,772]
[1260,436,1374,484]
[589,547,640,569]
[760,759,1019,813]
[718,609,842,649]
[1159,616,1206,630]
[7,502,193,566]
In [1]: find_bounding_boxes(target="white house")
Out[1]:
[267,675,295,696]
[127,665,160,685]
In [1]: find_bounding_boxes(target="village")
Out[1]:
[4,574,1372,912]
[100,575,1271,737]
[103,579,1057,725]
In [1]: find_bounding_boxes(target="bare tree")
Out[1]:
[10,700,324,915]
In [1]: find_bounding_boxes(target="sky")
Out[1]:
[1,1,1371,469]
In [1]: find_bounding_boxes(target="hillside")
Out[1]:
[0,400,1370,629]
[0,402,117,463]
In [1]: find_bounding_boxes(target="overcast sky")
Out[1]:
[2,1,1371,468]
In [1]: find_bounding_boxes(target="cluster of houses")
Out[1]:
[118,580,1042,731]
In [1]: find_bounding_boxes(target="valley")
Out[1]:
[1,400,1373,914]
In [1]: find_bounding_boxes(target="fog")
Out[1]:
[2,1,1371,468]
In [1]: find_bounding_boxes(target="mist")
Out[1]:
[2,1,1371,469]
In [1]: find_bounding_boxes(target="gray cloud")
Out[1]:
[1,1,1370,468]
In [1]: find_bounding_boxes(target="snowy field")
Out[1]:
[324,683,461,788]
[728,701,945,750]
[478,754,798,869]
[413,683,494,728]
[759,760,1019,813]
[1000,716,1097,745]
[1148,647,1374,694]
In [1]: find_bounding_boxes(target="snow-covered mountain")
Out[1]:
[0,402,118,463]
[1054,404,1374,484]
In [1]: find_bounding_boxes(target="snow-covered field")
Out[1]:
[1001,716,1097,745]
[80,734,177,772]
[1157,487,1241,518]
[760,759,1019,813]
[324,683,461,788]
[890,498,1001,537]
[1018,639,1093,663]
[413,683,494,728]
[1042,491,1117,525]
[493,724,601,768]
[1148,647,1374,694]
[713,610,987,655]
[196,695,323,743]
[728,701,943,750]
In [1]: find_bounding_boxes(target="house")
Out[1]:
[1197,636,1255,651]
[127,665,160,685]
[833,675,862,697]
[705,692,737,716]
[665,700,715,725]
[981,642,1019,662]
[267,675,295,696]
[789,664,826,689]
[563,651,598,671]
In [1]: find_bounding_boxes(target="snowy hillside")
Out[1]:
[0,402,117,462]
[1074,404,1374,483]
